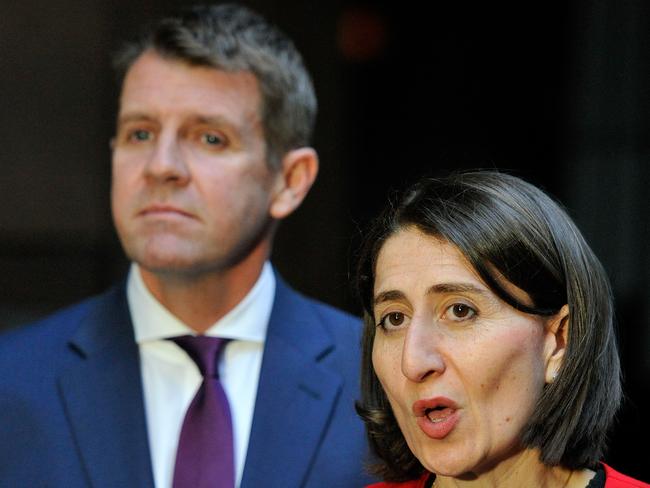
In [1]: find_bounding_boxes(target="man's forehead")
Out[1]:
[123,59,258,93]
[118,51,262,122]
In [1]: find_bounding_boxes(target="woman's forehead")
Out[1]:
[374,229,479,288]
[374,227,534,307]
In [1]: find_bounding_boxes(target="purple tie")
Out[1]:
[170,335,234,488]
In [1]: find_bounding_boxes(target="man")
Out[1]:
[0,4,371,487]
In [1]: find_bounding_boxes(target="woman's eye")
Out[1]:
[446,303,476,321]
[378,311,406,329]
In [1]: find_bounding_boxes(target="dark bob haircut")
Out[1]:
[355,171,621,482]
[113,3,316,169]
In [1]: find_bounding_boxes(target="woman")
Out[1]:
[355,171,648,487]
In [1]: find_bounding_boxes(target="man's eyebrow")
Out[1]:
[116,112,155,125]
[192,115,233,126]
[116,113,236,127]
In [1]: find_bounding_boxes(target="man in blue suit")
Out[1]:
[0,4,371,487]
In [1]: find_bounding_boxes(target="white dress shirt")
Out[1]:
[127,262,275,488]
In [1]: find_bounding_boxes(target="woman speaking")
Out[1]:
[355,171,648,488]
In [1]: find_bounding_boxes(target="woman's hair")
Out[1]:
[355,170,622,481]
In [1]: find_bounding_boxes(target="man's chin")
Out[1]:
[122,232,269,280]
[136,257,212,276]
[130,249,213,277]
[122,237,207,271]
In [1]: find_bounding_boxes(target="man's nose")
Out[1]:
[144,132,191,185]
[401,318,446,383]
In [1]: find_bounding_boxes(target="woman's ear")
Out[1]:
[269,147,319,220]
[543,304,570,383]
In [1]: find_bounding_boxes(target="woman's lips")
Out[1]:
[412,397,460,440]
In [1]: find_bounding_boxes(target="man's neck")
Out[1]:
[138,256,267,334]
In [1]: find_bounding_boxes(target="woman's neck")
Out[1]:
[434,449,595,488]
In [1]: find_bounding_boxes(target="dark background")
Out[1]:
[1,0,648,480]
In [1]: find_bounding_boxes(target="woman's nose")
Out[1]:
[401,320,445,382]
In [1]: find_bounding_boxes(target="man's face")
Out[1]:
[112,50,281,277]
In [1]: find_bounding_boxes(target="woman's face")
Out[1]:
[372,227,559,477]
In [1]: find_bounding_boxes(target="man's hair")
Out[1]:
[355,170,622,482]
[113,3,317,169]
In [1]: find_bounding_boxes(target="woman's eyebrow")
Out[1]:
[373,290,405,305]
[374,283,488,306]
[426,282,489,296]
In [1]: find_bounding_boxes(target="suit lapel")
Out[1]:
[241,277,342,488]
[58,286,154,488]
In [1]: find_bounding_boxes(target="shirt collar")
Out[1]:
[128,262,275,344]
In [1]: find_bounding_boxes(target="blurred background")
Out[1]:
[1,0,648,479]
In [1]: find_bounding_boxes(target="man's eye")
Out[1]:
[129,129,151,142]
[202,133,224,146]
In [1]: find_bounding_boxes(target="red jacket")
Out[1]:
[603,464,650,488]
[366,464,649,488]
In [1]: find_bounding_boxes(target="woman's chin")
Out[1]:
[417,455,479,479]
[414,442,487,480]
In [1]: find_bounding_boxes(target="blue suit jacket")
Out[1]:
[0,275,373,487]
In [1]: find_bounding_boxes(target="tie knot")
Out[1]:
[169,335,227,378]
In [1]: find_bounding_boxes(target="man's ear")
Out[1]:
[269,147,319,219]
[543,304,569,383]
